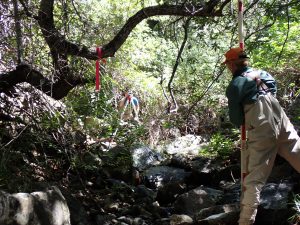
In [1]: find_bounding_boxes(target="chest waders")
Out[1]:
[241,70,273,190]
[239,72,287,225]
[239,93,279,225]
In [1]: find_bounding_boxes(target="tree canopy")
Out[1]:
[0,0,232,99]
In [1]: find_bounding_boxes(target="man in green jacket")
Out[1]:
[224,47,300,225]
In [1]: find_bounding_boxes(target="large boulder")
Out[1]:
[0,186,70,225]
[254,182,295,225]
[131,145,164,171]
[156,135,208,156]
[174,186,223,216]
[143,166,191,190]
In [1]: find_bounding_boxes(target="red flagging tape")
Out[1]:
[95,47,105,92]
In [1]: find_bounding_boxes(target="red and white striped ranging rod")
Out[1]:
[238,0,248,191]
[238,0,244,50]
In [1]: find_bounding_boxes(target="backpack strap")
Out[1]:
[242,70,270,95]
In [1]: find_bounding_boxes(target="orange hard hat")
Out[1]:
[222,47,249,64]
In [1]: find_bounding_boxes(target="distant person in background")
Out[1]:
[118,91,140,123]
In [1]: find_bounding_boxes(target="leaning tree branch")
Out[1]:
[37,0,228,60]
[1,0,231,99]
[0,64,87,100]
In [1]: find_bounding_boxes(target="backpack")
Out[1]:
[242,69,277,96]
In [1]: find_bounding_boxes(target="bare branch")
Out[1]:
[0,64,87,100]
[18,0,39,19]
[0,124,29,150]
[166,18,190,113]
[275,2,290,67]
[215,0,231,15]
[187,66,226,117]
[244,0,260,15]
[13,0,23,64]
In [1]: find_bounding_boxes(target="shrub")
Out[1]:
[200,132,234,159]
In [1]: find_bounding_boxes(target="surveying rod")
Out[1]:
[238,0,248,191]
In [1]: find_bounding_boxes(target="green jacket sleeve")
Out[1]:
[226,78,245,127]
[226,68,262,127]
[226,75,257,126]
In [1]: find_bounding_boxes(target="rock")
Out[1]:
[157,181,187,205]
[133,185,157,203]
[268,159,295,182]
[252,181,295,224]
[105,202,120,212]
[131,145,163,171]
[260,182,293,209]
[156,135,208,156]
[62,191,90,225]
[195,203,240,225]
[174,186,223,216]
[95,214,116,225]
[170,214,193,225]
[0,186,70,225]
[143,166,191,190]
[218,181,240,204]
[195,211,239,225]
[132,217,146,225]
[194,203,239,221]
[118,216,133,225]
[255,208,292,225]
